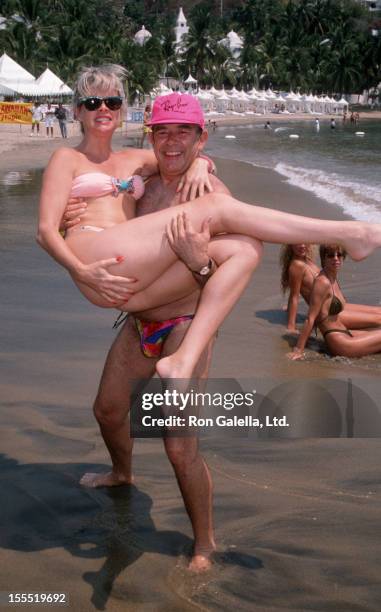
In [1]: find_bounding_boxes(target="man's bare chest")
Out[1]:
[137,180,180,217]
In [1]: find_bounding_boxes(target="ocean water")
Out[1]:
[208,119,381,222]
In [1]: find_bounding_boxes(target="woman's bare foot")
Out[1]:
[156,354,195,380]
[344,223,381,261]
[80,471,134,488]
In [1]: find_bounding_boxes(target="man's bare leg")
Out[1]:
[161,322,216,572]
[80,316,157,487]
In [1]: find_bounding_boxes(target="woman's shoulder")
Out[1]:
[313,273,331,292]
[288,258,307,278]
[49,146,80,163]
[46,147,79,173]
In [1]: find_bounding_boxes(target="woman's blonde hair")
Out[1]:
[279,244,316,293]
[73,64,127,108]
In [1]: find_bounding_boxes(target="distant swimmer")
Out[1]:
[264,121,272,130]
[330,118,336,130]
[315,118,320,132]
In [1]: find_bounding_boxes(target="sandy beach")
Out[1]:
[1,129,381,611]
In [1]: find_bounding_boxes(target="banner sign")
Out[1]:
[0,102,32,124]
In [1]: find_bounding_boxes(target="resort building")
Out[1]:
[219,30,244,58]
[174,7,189,48]
[358,0,381,10]
[134,25,152,46]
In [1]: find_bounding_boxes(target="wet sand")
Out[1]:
[1,149,381,610]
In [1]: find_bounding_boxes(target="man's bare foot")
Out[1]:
[80,471,134,488]
[188,551,214,572]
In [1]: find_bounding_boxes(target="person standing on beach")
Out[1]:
[61,93,261,572]
[140,104,152,148]
[44,103,55,138]
[330,118,336,130]
[29,102,42,136]
[55,103,68,139]
[315,118,320,132]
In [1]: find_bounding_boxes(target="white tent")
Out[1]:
[184,74,197,84]
[0,52,35,82]
[35,68,73,96]
[0,52,41,95]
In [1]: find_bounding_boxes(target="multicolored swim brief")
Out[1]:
[135,314,194,358]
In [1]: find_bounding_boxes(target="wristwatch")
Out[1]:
[192,258,214,276]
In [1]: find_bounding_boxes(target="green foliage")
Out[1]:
[0,0,380,96]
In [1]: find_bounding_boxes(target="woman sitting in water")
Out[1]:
[37,64,381,380]
[280,244,381,332]
[288,244,381,360]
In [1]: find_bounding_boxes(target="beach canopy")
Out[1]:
[184,74,197,84]
[0,53,72,97]
[0,52,35,82]
[35,68,73,96]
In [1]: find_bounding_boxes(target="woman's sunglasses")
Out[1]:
[326,251,345,259]
[78,96,123,111]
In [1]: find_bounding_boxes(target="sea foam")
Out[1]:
[274,163,381,223]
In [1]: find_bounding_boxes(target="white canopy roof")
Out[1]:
[184,74,197,83]
[0,52,35,83]
[216,90,230,100]
[0,82,16,95]
[36,68,73,95]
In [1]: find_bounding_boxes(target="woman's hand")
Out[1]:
[286,348,305,361]
[73,257,137,305]
[177,157,214,203]
[59,197,87,232]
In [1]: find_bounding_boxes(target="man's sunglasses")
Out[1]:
[78,96,123,111]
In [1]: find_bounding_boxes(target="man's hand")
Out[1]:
[59,197,88,232]
[166,211,211,271]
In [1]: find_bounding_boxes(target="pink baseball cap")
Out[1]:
[147,93,205,129]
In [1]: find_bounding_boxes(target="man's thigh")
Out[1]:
[95,316,158,414]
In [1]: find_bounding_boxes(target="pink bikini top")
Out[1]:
[70,172,145,200]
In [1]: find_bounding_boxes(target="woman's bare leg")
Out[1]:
[326,329,381,358]
[156,236,263,379]
[339,304,381,330]
[67,193,381,310]
[125,234,259,313]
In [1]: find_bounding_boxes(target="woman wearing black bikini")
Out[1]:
[288,244,381,360]
[280,244,381,333]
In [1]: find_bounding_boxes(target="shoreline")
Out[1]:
[1,109,379,170]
